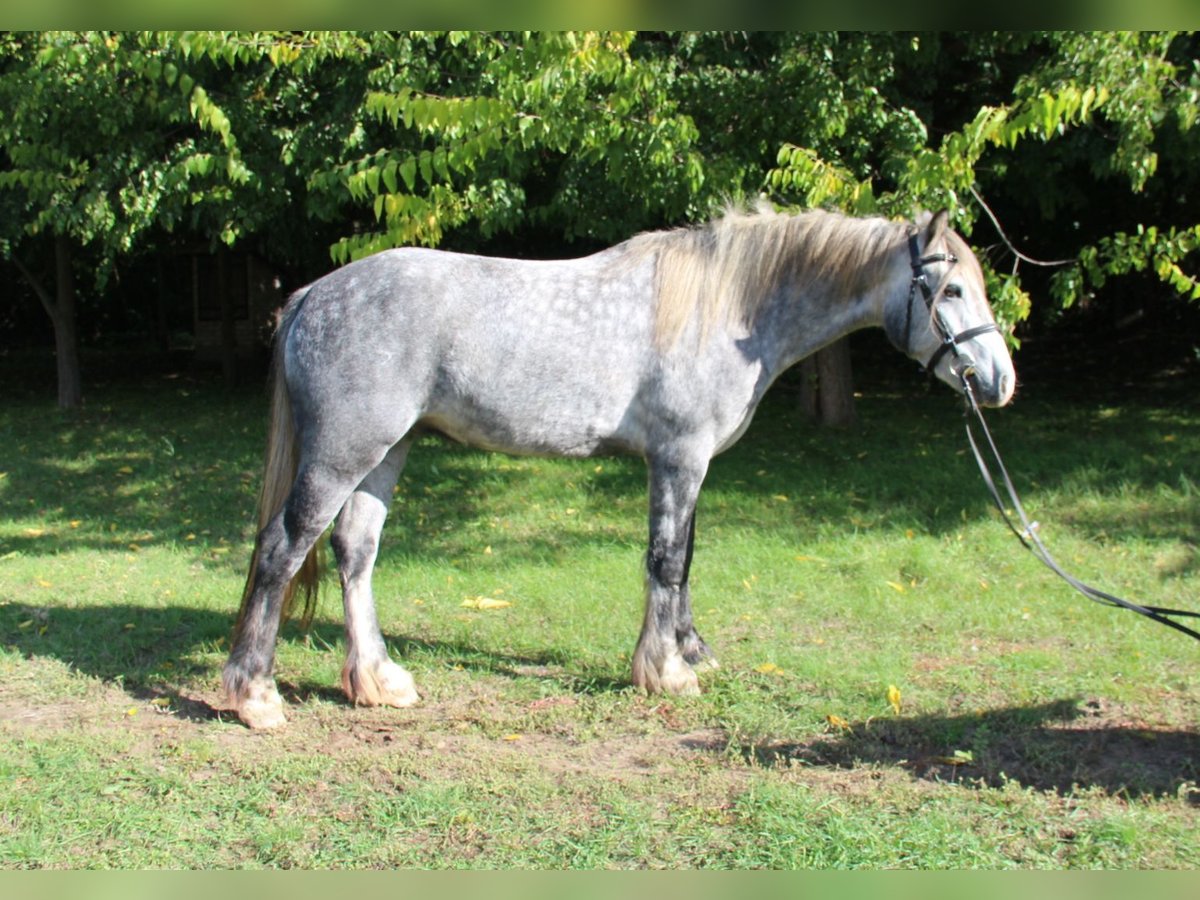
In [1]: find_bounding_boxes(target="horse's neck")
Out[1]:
[754,279,890,380]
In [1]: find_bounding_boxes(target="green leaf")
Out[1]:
[399,157,417,191]
[432,147,450,182]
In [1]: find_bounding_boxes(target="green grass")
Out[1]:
[1,362,1198,869]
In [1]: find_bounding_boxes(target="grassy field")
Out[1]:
[1,349,1198,869]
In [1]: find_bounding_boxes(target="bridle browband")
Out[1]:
[905,230,1001,375]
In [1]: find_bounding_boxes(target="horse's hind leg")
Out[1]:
[331,439,420,709]
[224,465,364,729]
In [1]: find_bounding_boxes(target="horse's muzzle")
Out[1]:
[963,363,1014,408]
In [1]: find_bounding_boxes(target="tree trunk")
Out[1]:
[53,236,82,409]
[12,237,82,409]
[798,336,857,428]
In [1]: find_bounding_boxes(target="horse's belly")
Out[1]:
[420,380,642,459]
[421,409,635,459]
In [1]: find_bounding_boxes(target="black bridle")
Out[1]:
[905,230,1001,376]
[909,229,1200,642]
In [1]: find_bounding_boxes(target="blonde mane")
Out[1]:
[632,204,910,347]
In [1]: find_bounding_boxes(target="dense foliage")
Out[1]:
[1,31,1197,404]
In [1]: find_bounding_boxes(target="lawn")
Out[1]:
[1,345,1197,868]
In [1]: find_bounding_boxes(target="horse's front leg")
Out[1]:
[632,454,713,695]
[673,513,719,671]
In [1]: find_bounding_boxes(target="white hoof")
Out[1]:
[633,646,701,696]
[658,652,701,696]
[342,658,420,708]
[229,676,288,730]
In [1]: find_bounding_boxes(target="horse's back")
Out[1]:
[281,246,663,458]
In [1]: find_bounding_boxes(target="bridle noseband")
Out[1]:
[905,230,1001,376]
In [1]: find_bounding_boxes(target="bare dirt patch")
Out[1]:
[3,659,1197,811]
[0,665,738,795]
[0,604,1196,820]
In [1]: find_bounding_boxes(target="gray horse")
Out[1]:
[223,205,1015,729]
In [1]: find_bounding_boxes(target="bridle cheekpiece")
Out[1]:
[905,229,1000,379]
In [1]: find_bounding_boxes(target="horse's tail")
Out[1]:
[232,290,322,642]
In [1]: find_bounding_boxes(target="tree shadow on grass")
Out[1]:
[697,699,1200,803]
[5,367,1197,592]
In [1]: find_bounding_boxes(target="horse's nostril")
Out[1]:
[999,372,1013,403]
[973,369,1014,407]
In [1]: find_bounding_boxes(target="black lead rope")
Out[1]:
[959,374,1200,643]
[906,227,1198,641]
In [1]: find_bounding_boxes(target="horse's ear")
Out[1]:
[922,209,950,246]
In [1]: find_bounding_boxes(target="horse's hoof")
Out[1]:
[660,672,702,696]
[343,659,420,708]
[228,678,288,730]
[633,650,701,696]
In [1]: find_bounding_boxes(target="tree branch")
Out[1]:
[10,251,58,323]
[970,185,1079,269]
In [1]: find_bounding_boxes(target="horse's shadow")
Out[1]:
[0,601,627,724]
[4,600,1196,802]
[693,698,1200,803]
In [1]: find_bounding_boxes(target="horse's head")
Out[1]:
[885,210,1016,408]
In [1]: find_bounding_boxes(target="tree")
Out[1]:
[305,31,706,261]
[768,31,1200,335]
[0,32,266,402]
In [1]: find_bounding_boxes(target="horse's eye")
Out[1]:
[943,284,963,299]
